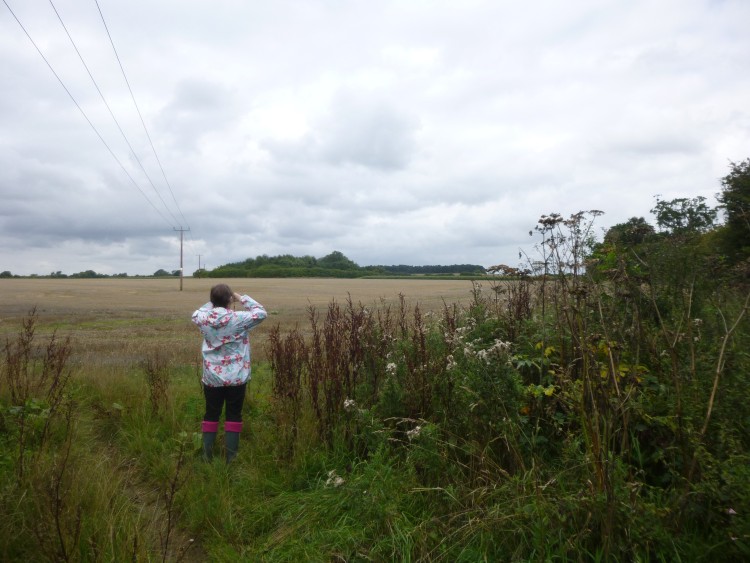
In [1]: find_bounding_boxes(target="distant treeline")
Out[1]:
[0,270,135,279]
[199,251,486,278]
[0,253,486,279]
[0,269,178,279]
[376,264,487,275]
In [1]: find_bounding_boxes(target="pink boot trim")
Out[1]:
[225,421,243,433]
[202,420,219,433]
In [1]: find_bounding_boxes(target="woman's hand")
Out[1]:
[232,292,242,303]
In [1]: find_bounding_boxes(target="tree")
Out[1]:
[604,217,656,247]
[153,269,170,276]
[717,158,750,262]
[71,270,100,278]
[318,251,358,270]
[0,270,12,278]
[651,196,717,236]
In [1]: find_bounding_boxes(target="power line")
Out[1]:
[94,0,198,259]
[94,0,192,233]
[2,0,175,229]
[48,0,182,228]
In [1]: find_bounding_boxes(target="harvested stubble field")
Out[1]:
[0,277,477,364]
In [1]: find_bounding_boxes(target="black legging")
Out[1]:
[203,383,247,422]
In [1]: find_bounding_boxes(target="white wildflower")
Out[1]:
[386,362,397,376]
[406,425,422,441]
[443,330,458,345]
[344,398,356,412]
[446,355,457,371]
[325,469,345,488]
[476,339,511,364]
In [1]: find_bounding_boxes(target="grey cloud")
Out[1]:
[1,0,749,275]
[315,94,419,170]
[264,93,420,172]
[599,123,706,158]
[266,199,362,243]
[155,79,236,152]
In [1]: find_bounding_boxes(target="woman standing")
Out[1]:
[192,283,267,462]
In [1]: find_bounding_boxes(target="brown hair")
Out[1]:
[210,284,233,308]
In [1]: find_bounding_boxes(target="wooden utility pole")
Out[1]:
[175,227,190,291]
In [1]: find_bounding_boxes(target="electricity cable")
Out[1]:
[48,0,182,228]
[1,0,175,229]
[95,0,198,258]
[94,0,193,234]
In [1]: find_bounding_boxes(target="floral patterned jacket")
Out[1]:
[191,295,267,387]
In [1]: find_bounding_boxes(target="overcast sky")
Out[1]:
[1,0,748,276]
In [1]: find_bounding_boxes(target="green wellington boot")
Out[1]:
[225,421,243,463]
[201,420,219,461]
